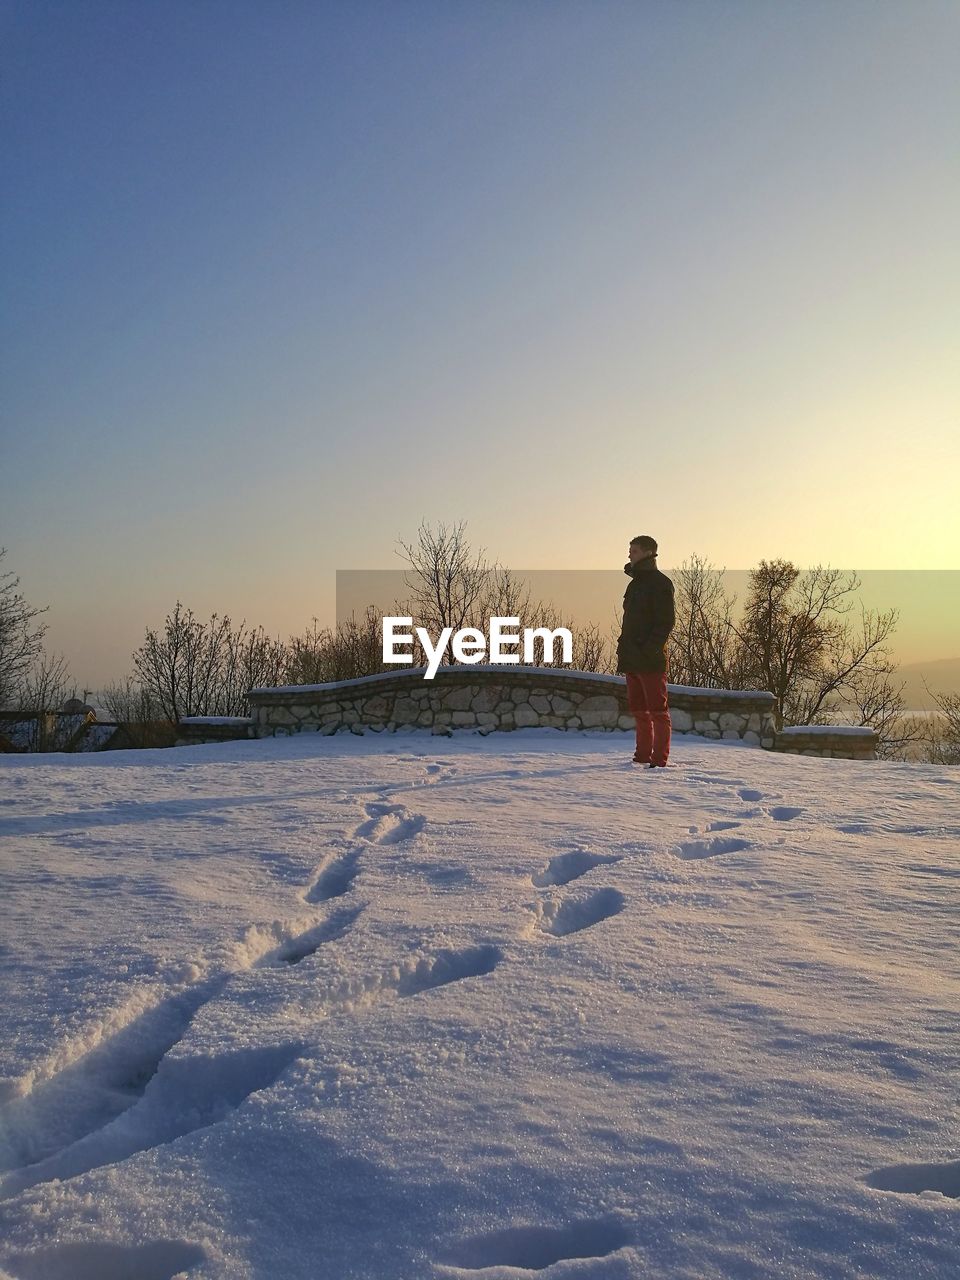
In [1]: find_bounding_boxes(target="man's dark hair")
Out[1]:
[630,535,658,554]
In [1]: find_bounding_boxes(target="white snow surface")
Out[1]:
[0,729,958,1279]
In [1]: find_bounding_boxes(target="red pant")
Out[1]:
[625,671,671,765]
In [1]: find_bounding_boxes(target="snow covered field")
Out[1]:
[0,729,958,1279]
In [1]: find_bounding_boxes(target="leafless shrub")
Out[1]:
[0,548,49,709]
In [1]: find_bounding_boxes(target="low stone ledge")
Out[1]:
[772,725,878,760]
[248,666,778,746]
[176,716,256,746]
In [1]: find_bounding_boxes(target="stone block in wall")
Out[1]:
[722,729,741,740]
[445,685,475,711]
[320,723,338,735]
[551,695,575,715]
[495,701,514,714]
[719,712,745,732]
[394,696,420,721]
[530,695,552,714]
[451,711,476,725]
[432,724,452,736]
[514,703,540,727]
[578,695,619,728]
[472,687,502,713]
[670,708,693,732]
[743,731,761,746]
[617,715,634,730]
[417,710,434,726]
[694,719,714,734]
[269,707,298,727]
[477,712,498,725]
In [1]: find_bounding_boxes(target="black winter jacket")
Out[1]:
[616,559,676,674]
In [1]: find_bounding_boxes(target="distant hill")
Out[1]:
[896,657,960,711]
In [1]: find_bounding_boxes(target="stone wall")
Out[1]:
[248,665,779,747]
[772,725,878,760]
[176,716,256,747]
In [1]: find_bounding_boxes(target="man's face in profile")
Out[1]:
[628,543,653,565]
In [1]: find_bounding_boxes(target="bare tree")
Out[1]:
[98,676,173,748]
[100,675,163,723]
[919,685,960,766]
[285,618,330,685]
[131,603,286,720]
[0,548,49,708]
[669,556,750,689]
[394,520,492,659]
[391,523,604,673]
[132,603,222,721]
[285,608,388,685]
[17,650,75,750]
[734,562,900,730]
[222,623,288,709]
[841,667,926,761]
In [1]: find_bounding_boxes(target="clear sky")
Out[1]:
[2,0,958,690]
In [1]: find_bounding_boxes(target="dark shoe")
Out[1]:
[648,762,668,769]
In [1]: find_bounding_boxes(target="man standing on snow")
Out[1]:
[616,535,676,768]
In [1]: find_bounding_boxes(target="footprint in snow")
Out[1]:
[3,1239,207,1280]
[0,978,225,1179]
[262,904,364,966]
[426,762,458,779]
[862,1158,960,1199]
[676,836,751,861]
[356,802,427,845]
[531,888,626,938]
[738,788,764,802]
[304,847,363,903]
[768,806,803,821]
[531,849,622,888]
[437,1216,632,1272]
[2,1042,301,1198]
[707,820,742,832]
[395,944,501,997]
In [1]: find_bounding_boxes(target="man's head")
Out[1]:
[628,535,658,565]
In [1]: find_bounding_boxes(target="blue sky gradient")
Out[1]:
[2,1,958,686]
